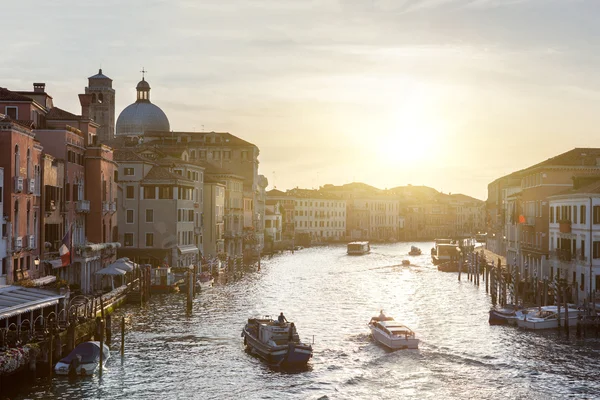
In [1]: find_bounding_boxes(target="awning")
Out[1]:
[0,286,65,320]
[177,245,199,255]
[48,259,65,269]
[31,275,57,287]
[95,265,127,276]
[107,258,137,272]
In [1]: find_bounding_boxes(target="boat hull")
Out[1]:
[516,315,579,330]
[369,326,419,350]
[242,328,312,366]
[489,309,517,325]
[54,360,107,376]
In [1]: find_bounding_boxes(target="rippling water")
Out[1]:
[14,243,600,399]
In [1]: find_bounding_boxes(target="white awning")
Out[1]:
[177,245,199,255]
[0,286,65,320]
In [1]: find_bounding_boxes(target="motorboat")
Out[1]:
[489,305,522,325]
[54,341,109,376]
[368,313,419,350]
[150,266,180,293]
[515,306,580,330]
[408,246,422,256]
[347,241,371,255]
[197,271,214,288]
[431,243,460,265]
[242,316,313,366]
[437,261,461,272]
[402,260,410,266]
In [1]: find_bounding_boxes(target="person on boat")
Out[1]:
[379,310,386,320]
[278,312,288,324]
[288,322,295,341]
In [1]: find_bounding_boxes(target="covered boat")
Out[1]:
[151,266,180,293]
[242,316,313,366]
[54,341,109,376]
[515,306,580,330]
[347,241,370,255]
[368,313,419,350]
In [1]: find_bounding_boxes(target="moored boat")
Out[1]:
[54,341,109,376]
[489,305,522,325]
[197,271,214,288]
[408,246,422,256]
[347,241,371,255]
[150,266,180,293]
[402,260,410,266]
[515,306,580,330]
[431,242,460,265]
[242,316,313,366]
[368,312,419,350]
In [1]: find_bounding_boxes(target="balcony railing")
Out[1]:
[550,248,573,262]
[194,227,202,235]
[76,200,90,213]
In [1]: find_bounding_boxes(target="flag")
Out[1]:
[59,226,72,267]
[518,215,526,224]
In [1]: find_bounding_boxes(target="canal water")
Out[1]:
[14,243,600,399]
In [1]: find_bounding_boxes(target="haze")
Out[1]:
[4,0,600,199]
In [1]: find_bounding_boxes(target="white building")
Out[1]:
[290,190,346,242]
[548,179,600,302]
[264,200,282,244]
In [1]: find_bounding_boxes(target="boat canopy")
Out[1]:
[59,341,106,364]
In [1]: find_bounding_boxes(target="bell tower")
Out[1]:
[85,69,115,143]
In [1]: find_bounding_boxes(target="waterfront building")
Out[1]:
[265,189,295,241]
[449,193,486,237]
[548,177,600,302]
[487,148,600,278]
[203,178,226,258]
[39,154,65,274]
[0,168,6,285]
[84,69,115,143]
[264,200,282,247]
[287,188,346,243]
[0,111,43,284]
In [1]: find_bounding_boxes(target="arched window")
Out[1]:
[14,145,20,177]
[98,93,103,103]
[91,93,97,103]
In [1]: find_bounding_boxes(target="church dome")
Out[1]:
[116,76,170,136]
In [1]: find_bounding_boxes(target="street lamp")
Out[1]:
[34,257,40,268]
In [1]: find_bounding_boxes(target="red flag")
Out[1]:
[518,215,526,224]
[59,226,72,267]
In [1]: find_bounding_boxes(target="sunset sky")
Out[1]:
[4,0,600,200]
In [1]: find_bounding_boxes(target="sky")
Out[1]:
[4,0,600,200]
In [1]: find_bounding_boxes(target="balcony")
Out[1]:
[14,176,23,193]
[76,200,91,213]
[13,236,22,251]
[27,235,35,249]
[27,178,35,194]
[109,202,117,213]
[550,248,573,262]
[558,220,571,233]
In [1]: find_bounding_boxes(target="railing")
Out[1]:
[550,248,574,262]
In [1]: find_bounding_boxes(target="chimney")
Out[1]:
[33,83,45,93]
[78,93,92,119]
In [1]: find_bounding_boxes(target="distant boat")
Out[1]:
[347,241,370,255]
[402,260,410,266]
[150,266,180,293]
[242,316,313,366]
[489,305,523,325]
[408,246,422,256]
[368,313,419,350]
[197,271,214,288]
[54,341,109,376]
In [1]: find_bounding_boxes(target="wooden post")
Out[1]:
[557,284,562,329]
[187,270,193,313]
[48,331,54,376]
[564,286,569,335]
[120,316,125,357]
[458,254,462,281]
[543,279,548,306]
[106,314,112,345]
[193,264,198,297]
[139,268,144,306]
[99,318,104,377]
[485,258,489,293]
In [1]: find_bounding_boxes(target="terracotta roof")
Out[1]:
[550,177,600,197]
[266,189,286,197]
[0,87,33,102]
[114,149,150,162]
[145,131,257,148]
[144,166,193,183]
[46,107,80,120]
[522,148,600,171]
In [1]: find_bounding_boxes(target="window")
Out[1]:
[573,206,578,224]
[594,206,600,224]
[126,209,134,224]
[188,210,194,221]
[124,167,134,176]
[144,186,156,199]
[124,233,134,247]
[159,186,172,199]
[145,233,154,247]
[126,185,135,199]
[5,106,17,119]
[223,151,231,160]
[146,209,154,223]
[581,205,587,225]
[594,241,600,259]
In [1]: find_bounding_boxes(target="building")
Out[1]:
[203,178,226,258]
[0,168,6,285]
[287,188,346,243]
[39,153,65,274]
[0,115,43,284]
[85,69,116,143]
[264,200,282,247]
[548,177,600,302]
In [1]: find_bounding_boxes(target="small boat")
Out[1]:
[347,241,370,255]
[515,306,580,330]
[197,271,214,288]
[408,246,422,256]
[54,341,109,376]
[150,266,180,293]
[437,261,461,272]
[402,260,410,266]
[489,305,522,325]
[242,316,313,366]
[368,312,419,350]
[431,242,459,265]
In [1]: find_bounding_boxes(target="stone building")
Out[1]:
[85,69,115,143]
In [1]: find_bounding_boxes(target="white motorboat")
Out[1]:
[54,341,110,376]
[515,306,580,330]
[368,313,419,350]
[347,241,370,255]
[408,246,422,256]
